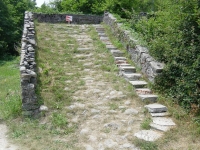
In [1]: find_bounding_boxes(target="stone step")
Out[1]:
[152,117,176,126]
[150,123,173,132]
[122,73,142,81]
[117,63,131,67]
[100,37,110,41]
[139,94,158,102]
[129,81,147,88]
[135,88,152,94]
[96,27,105,31]
[115,60,128,65]
[77,48,92,51]
[106,45,117,50]
[98,33,107,37]
[114,57,127,61]
[150,112,170,117]
[144,103,167,113]
[110,50,124,57]
[96,28,105,33]
[134,130,163,142]
[119,66,136,73]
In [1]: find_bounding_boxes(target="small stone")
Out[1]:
[39,105,48,112]
[88,135,97,142]
[85,145,94,150]
[124,108,138,115]
[64,87,69,91]
[104,139,118,148]
[91,109,100,114]
[80,128,89,135]
[125,100,131,105]
[104,123,119,130]
[134,130,163,141]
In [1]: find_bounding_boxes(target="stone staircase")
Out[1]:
[95,25,176,142]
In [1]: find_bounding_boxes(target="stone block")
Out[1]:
[129,81,147,88]
[139,95,158,102]
[119,66,136,73]
[122,73,141,81]
[135,88,152,95]
[110,50,124,57]
[150,61,164,73]
[144,103,167,113]
[150,123,173,132]
[152,117,176,126]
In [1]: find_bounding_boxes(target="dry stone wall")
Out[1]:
[20,11,39,117]
[103,12,164,82]
[34,13,103,24]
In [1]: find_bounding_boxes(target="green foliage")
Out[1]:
[125,0,200,110]
[0,0,36,56]
[51,113,68,128]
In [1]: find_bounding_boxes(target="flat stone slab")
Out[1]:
[100,37,109,40]
[122,73,141,81]
[115,60,129,65]
[110,50,124,57]
[77,48,92,51]
[152,117,176,126]
[150,123,173,132]
[139,95,158,102]
[98,33,107,37]
[119,66,136,73]
[117,63,131,67]
[145,103,167,113]
[134,130,163,141]
[114,57,127,61]
[106,45,117,50]
[150,112,170,117]
[135,88,152,95]
[129,81,147,88]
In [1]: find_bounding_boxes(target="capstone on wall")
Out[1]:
[103,12,164,82]
[20,11,39,117]
[34,13,103,24]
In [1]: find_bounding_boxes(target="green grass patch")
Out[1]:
[0,56,21,119]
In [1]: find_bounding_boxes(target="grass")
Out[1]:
[133,138,158,150]
[0,56,21,119]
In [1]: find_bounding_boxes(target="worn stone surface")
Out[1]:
[150,112,170,117]
[139,95,158,102]
[122,73,141,81]
[134,130,163,141]
[124,108,139,115]
[150,123,173,132]
[145,103,167,113]
[135,88,152,95]
[129,81,147,88]
[119,66,136,73]
[152,117,176,126]
[110,50,124,57]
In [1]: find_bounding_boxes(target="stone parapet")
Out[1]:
[34,13,103,24]
[103,12,164,82]
[20,11,39,117]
